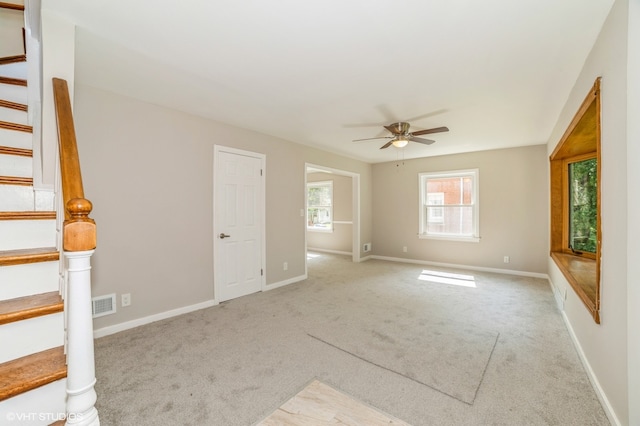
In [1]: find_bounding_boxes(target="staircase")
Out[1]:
[0,3,99,425]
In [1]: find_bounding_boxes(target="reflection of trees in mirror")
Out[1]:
[569,157,597,253]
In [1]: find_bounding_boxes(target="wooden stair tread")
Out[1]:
[0,247,59,267]
[0,2,25,11]
[0,99,27,112]
[0,54,26,66]
[0,120,32,133]
[0,346,67,401]
[0,291,63,326]
[0,146,32,157]
[0,76,27,86]
[0,175,32,186]
[0,211,55,220]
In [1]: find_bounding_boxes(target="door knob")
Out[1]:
[219,233,231,239]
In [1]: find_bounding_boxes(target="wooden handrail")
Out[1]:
[52,78,96,251]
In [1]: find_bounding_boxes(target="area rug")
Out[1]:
[307,312,499,405]
[257,379,411,425]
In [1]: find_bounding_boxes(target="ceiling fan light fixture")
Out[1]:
[392,136,409,148]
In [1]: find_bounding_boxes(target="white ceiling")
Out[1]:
[48,0,614,163]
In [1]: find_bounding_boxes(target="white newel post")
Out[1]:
[64,250,100,426]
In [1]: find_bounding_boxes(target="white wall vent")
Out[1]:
[92,294,117,318]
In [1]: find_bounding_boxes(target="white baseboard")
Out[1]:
[307,248,352,256]
[546,277,565,311]
[93,299,218,339]
[370,255,549,279]
[560,310,621,426]
[264,274,307,291]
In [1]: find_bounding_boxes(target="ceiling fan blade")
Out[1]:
[404,109,449,123]
[384,124,402,135]
[411,126,449,136]
[410,136,436,145]
[352,136,393,142]
[380,141,393,149]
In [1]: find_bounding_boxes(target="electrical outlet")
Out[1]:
[121,293,131,307]
[503,256,510,263]
[403,246,408,253]
[283,262,288,271]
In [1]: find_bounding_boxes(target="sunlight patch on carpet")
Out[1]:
[307,316,498,404]
[418,270,477,288]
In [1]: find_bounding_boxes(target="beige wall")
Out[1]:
[627,2,640,424]
[372,145,548,273]
[306,172,353,253]
[546,0,631,423]
[73,84,372,329]
[0,8,23,58]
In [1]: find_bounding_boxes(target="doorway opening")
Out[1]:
[304,163,360,275]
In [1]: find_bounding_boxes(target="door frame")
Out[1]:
[213,145,266,301]
[304,163,361,272]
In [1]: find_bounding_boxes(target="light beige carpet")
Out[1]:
[307,312,498,404]
[93,253,610,425]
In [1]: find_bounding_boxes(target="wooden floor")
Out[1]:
[257,380,411,425]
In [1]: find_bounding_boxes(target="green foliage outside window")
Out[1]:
[569,158,597,253]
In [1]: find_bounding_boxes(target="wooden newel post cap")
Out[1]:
[64,198,96,251]
[66,198,93,221]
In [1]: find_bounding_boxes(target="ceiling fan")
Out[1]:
[353,122,449,149]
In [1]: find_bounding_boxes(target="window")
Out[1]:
[307,181,333,232]
[568,156,597,256]
[427,192,444,223]
[419,169,479,241]
[550,77,601,323]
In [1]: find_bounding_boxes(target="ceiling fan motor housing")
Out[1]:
[387,122,411,135]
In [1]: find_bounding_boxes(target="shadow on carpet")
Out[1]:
[307,313,499,405]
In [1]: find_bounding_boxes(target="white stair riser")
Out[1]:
[0,185,35,211]
[0,220,56,250]
[0,261,59,301]
[0,83,27,104]
[0,379,67,426]
[0,106,28,125]
[0,187,53,212]
[0,62,28,80]
[0,154,32,177]
[0,312,64,364]
[0,127,32,149]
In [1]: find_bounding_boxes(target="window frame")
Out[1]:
[307,180,333,233]
[563,153,597,260]
[549,77,601,323]
[418,169,480,242]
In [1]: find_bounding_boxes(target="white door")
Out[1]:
[214,147,265,302]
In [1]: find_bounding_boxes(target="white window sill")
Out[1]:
[418,234,480,243]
